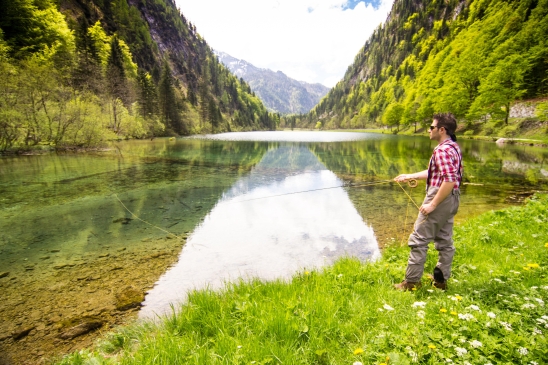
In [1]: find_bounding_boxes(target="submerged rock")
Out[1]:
[58,317,103,340]
[0,272,9,278]
[115,287,144,311]
[12,326,35,340]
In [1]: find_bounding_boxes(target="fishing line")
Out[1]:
[110,179,423,242]
[228,179,418,204]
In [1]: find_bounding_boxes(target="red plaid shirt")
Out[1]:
[427,139,462,189]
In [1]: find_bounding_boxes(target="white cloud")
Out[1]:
[175,0,393,87]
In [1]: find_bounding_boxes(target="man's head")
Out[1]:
[431,113,457,142]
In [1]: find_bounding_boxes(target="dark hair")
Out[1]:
[433,113,457,141]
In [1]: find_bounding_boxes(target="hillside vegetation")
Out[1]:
[0,0,278,152]
[288,0,548,135]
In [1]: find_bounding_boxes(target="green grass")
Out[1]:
[55,194,548,365]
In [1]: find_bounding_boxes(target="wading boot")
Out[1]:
[432,267,447,291]
[394,280,421,291]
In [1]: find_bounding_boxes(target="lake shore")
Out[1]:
[50,193,548,364]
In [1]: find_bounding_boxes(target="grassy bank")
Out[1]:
[55,194,548,365]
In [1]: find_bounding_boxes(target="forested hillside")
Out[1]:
[293,0,548,131]
[0,0,278,151]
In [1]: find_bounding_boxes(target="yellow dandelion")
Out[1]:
[440,308,447,313]
[379,363,387,365]
[524,267,531,271]
[451,311,458,316]
[305,271,310,275]
[527,263,540,269]
[428,344,437,349]
[412,287,417,291]
[455,295,463,301]
[386,356,390,361]
[353,348,364,355]
[545,242,548,248]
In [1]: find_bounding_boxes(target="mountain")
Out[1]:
[293,0,548,130]
[215,51,330,115]
[0,0,278,151]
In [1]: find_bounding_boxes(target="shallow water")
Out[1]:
[0,131,547,362]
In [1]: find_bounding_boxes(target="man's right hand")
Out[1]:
[394,174,411,182]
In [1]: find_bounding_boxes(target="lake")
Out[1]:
[1,131,547,363]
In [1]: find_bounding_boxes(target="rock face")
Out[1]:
[115,287,145,311]
[216,51,330,114]
[510,102,536,118]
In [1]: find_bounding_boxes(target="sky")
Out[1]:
[174,0,394,87]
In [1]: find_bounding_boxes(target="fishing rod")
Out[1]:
[228,179,419,205]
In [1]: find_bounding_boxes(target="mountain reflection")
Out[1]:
[140,146,380,318]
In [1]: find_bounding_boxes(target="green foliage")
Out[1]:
[308,0,548,131]
[0,0,278,150]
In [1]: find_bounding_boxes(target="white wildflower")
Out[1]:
[353,362,363,365]
[533,328,542,335]
[417,310,426,319]
[522,303,536,309]
[535,318,546,324]
[530,361,539,365]
[445,359,453,363]
[542,286,548,290]
[383,304,394,311]
[534,298,545,306]
[499,321,513,331]
[464,362,472,365]
[469,340,482,348]
[542,315,548,320]
[524,296,530,300]
[494,278,504,283]
[427,289,434,293]
[412,301,427,308]
[458,313,476,321]
[531,286,538,290]
[405,346,418,362]
[455,347,467,357]
[518,347,528,356]
[487,312,496,318]
[467,304,481,311]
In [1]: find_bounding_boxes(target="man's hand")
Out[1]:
[394,174,411,182]
[419,202,437,215]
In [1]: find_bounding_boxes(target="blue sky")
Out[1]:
[175,0,393,87]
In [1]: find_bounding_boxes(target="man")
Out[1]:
[393,113,463,291]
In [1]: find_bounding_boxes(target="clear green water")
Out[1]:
[1,131,547,316]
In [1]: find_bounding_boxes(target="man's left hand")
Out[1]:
[420,202,437,215]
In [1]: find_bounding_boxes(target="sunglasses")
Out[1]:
[429,125,440,130]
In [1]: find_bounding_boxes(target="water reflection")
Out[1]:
[140,146,380,318]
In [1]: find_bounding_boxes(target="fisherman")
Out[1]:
[393,113,463,291]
